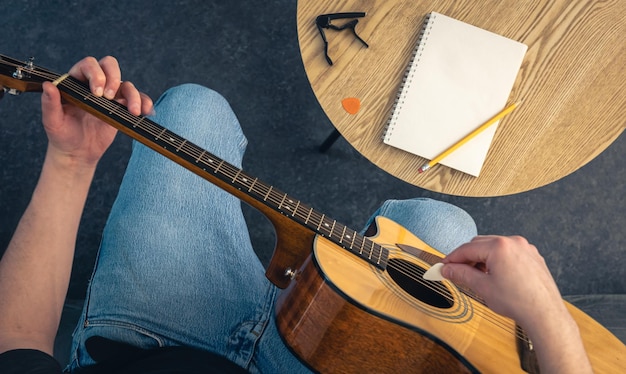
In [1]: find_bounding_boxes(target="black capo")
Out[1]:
[316,12,369,65]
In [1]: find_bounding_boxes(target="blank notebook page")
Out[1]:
[383,12,527,177]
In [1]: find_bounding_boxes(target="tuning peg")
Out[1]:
[1,87,21,97]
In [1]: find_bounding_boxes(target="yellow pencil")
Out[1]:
[417,101,520,173]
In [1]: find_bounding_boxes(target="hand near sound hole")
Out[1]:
[440,235,592,374]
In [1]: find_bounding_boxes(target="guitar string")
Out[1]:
[343,242,527,342]
[374,248,525,340]
[5,60,395,267]
[80,96,524,340]
[21,65,527,342]
[4,60,388,263]
[54,73,526,342]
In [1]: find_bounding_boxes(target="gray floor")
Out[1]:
[1,0,624,305]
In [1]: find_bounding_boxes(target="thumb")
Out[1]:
[41,81,64,131]
[442,263,487,292]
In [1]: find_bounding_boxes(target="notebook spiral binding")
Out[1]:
[382,12,437,142]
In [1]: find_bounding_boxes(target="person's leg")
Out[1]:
[362,198,477,255]
[67,84,307,372]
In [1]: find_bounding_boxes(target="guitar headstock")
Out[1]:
[0,55,50,96]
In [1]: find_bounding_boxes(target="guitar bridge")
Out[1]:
[516,324,540,373]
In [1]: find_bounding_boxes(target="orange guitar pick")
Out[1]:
[341,97,361,115]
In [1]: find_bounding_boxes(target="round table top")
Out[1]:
[297,0,625,197]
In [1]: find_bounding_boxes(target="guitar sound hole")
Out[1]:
[387,258,453,309]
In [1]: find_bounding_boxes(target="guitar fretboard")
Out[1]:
[56,74,389,270]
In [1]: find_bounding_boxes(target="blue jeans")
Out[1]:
[67,84,477,373]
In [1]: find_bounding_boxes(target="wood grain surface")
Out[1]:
[297,0,625,196]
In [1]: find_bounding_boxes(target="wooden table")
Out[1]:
[297,0,625,197]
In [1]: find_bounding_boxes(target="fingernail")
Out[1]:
[441,264,450,279]
[95,86,104,97]
[104,89,116,99]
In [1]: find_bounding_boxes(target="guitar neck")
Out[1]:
[55,73,389,269]
[0,54,389,285]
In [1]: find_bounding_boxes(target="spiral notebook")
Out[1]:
[383,12,527,177]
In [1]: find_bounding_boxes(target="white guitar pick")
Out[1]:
[423,263,445,281]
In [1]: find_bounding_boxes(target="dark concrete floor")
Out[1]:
[1,0,624,306]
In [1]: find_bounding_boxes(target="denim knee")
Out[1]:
[363,198,477,255]
[146,83,248,166]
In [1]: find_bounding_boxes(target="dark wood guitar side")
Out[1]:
[2,55,625,373]
[276,248,476,373]
[276,216,626,373]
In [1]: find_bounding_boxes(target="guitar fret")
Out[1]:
[196,150,206,163]
[376,245,384,264]
[339,226,347,244]
[247,178,258,192]
[349,229,357,247]
[155,128,167,140]
[292,200,300,217]
[176,139,187,152]
[329,220,337,238]
[132,116,144,128]
[323,220,333,235]
[304,208,313,225]
[214,160,224,173]
[232,169,242,184]
[278,193,287,210]
[316,214,326,232]
[263,186,273,201]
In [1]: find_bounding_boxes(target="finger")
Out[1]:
[509,235,537,254]
[470,235,499,242]
[116,81,141,116]
[443,239,492,265]
[41,82,64,131]
[140,92,155,116]
[98,56,122,100]
[116,85,154,116]
[441,263,489,294]
[68,56,106,97]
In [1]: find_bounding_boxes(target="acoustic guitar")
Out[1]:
[1,55,625,373]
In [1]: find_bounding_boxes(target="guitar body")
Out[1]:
[276,216,626,373]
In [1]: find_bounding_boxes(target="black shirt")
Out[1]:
[0,345,248,374]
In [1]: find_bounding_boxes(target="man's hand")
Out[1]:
[441,235,562,327]
[40,56,153,169]
[441,236,592,373]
